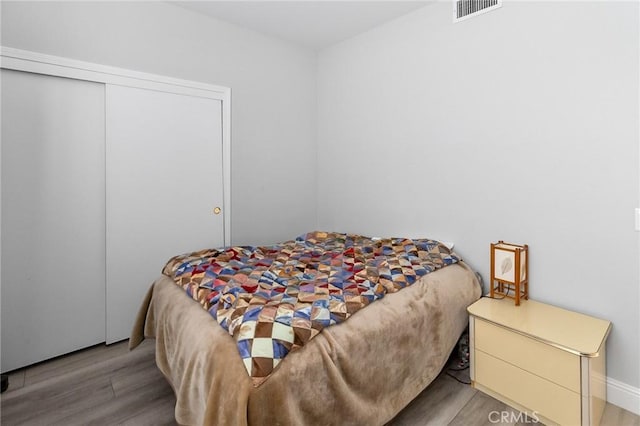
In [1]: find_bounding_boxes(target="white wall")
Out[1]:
[1,1,317,246]
[318,0,640,392]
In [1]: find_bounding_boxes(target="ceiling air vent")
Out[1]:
[453,0,502,23]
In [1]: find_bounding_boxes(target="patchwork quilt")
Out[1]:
[163,231,460,386]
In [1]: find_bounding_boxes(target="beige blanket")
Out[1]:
[130,262,481,426]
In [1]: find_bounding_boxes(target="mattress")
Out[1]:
[130,256,481,426]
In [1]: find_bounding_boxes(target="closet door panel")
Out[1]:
[1,70,106,372]
[106,85,224,343]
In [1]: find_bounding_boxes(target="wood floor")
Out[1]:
[1,340,638,426]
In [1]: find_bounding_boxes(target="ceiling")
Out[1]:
[173,1,431,50]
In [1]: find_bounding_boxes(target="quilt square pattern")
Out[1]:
[163,231,460,386]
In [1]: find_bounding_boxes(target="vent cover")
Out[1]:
[453,0,502,23]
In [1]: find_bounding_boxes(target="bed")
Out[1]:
[130,232,481,425]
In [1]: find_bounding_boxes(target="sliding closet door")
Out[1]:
[106,85,224,343]
[1,70,106,372]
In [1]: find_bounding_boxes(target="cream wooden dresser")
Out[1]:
[468,297,611,426]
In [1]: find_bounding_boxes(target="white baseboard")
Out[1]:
[608,377,640,415]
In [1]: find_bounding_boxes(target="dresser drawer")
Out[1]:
[475,319,580,392]
[475,350,581,426]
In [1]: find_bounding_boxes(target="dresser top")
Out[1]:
[468,297,611,356]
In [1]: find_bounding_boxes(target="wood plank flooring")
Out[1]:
[1,340,638,425]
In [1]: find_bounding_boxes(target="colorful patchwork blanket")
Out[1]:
[163,231,460,386]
